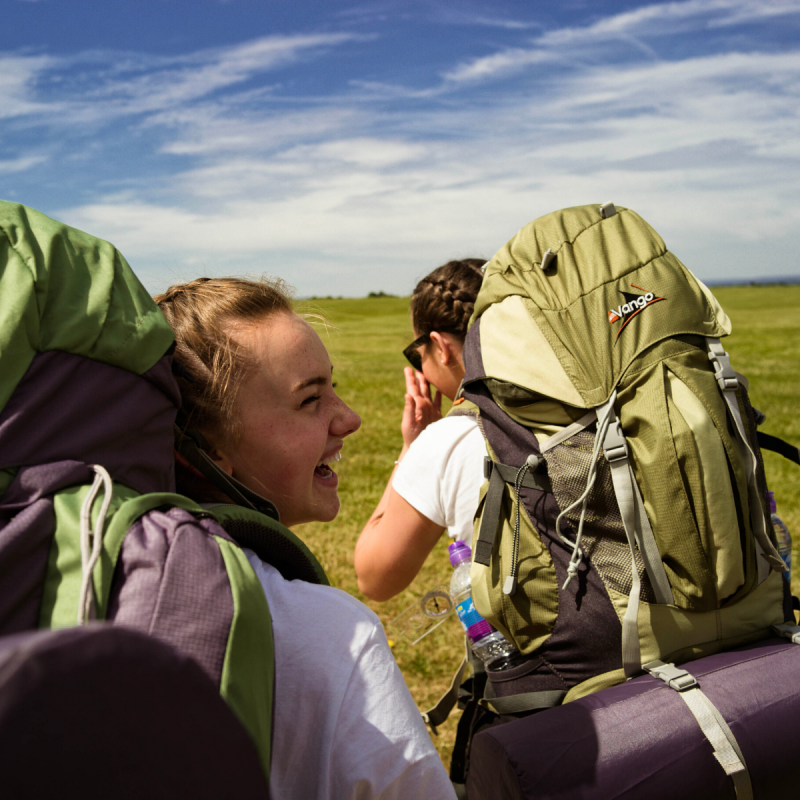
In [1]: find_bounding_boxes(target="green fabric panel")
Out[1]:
[39,482,141,629]
[472,205,731,407]
[208,504,329,586]
[0,468,16,499]
[608,570,783,668]
[668,359,759,604]
[0,201,174,415]
[665,369,743,602]
[564,668,627,703]
[214,536,274,781]
[470,477,558,655]
[618,359,717,609]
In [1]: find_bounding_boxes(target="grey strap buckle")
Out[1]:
[644,660,698,691]
[707,340,739,393]
[772,623,800,644]
[603,422,629,463]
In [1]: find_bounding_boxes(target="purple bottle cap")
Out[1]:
[768,490,776,514]
[449,540,472,567]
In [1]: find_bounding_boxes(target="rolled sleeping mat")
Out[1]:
[0,624,269,799]
[467,637,800,800]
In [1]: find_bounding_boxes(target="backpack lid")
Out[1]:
[0,201,175,417]
[467,204,732,408]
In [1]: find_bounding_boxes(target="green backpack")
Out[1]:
[458,202,791,706]
[0,200,328,785]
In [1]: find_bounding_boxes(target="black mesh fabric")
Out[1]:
[545,427,657,604]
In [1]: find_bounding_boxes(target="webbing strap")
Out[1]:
[757,431,800,466]
[473,458,551,567]
[644,661,753,800]
[490,460,552,492]
[597,397,673,606]
[474,466,506,567]
[706,339,786,582]
[421,655,469,735]
[772,623,800,644]
[481,689,565,715]
[599,398,642,678]
[598,397,674,678]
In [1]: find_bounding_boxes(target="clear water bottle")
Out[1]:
[449,540,526,671]
[768,491,792,583]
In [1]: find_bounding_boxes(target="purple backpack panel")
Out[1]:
[0,625,268,799]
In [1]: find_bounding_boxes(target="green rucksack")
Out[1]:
[0,200,328,785]
[458,202,792,706]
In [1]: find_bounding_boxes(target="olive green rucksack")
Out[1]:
[459,203,792,706]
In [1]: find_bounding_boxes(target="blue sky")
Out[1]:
[2,0,799,297]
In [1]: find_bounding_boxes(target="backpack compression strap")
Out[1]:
[757,432,800,466]
[706,339,787,582]
[644,660,753,800]
[596,394,674,678]
[473,457,552,568]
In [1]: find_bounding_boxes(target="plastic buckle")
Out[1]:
[643,660,697,692]
[667,672,697,691]
[603,423,629,463]
[771,623,800,645]
[707,346,738,393]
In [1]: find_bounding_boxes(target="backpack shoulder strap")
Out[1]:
[205,504,329,586]
[757,431,800,466]
[446,397,480,418]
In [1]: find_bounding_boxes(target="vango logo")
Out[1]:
[608,284,664,340]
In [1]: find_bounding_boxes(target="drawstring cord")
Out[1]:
[78,465,114,625]
[557,407,614,590]
[504,454,540,596]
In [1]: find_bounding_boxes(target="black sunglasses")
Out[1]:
[402,333,430,372]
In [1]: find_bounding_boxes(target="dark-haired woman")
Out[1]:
[156,277,456,800]
[355,260,486,602]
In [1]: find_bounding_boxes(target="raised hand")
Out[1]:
[400,366,442,449]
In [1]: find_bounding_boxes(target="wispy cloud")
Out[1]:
[1,33,365,124]
[3,0,799,296]
[0,155,47,173]
[442,48,552,83]
[539,0,800,46]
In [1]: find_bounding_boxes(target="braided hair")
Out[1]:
[410,259,486,341]
[154,276,293,446]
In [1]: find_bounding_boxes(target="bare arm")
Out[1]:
[355,367,445,602]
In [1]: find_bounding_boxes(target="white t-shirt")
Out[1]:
[392,414,486,546]
[245,551,457,800]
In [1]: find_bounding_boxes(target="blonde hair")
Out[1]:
[155,276,294,444]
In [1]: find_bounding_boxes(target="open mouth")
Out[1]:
[314,450,341,480]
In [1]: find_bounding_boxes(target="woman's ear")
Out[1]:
[429,331,454,366]
[207,445,234,476]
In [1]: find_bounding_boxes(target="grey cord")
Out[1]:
[78,465,114,625]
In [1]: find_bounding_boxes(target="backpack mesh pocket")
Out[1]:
[544,428,656,603]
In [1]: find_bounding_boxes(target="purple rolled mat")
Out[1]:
[468,637,800,800]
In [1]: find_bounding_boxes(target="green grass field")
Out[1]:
[295,284,800,766]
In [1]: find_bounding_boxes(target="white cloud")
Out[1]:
[442,47,552,84]
[0,155,47,173]
[0,54,59,118]
[4,3,799,296]
[539,0,800,46]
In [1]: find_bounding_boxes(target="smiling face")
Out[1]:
[211,311,361,528]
